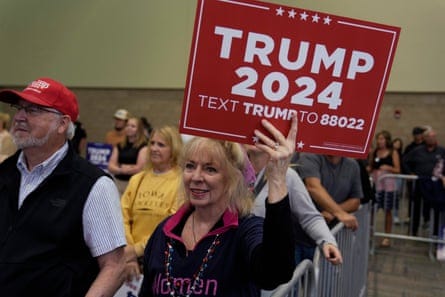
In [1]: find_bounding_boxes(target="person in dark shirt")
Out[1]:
[71,120,87,156]
[108,117,148,194]
[403,126,426,156]
[403,128,445,235]
[402,126,426,226]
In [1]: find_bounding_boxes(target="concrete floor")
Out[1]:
[368,238,445,297]
[368,201,445,297]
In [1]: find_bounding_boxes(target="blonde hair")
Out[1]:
[0,112,11,130]
[119,117,147,149]
[179,137,253,217]
[145,125,183,170]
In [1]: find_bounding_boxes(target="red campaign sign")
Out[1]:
[179,0,401,159]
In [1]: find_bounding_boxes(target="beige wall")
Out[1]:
[0,0,444,92]
[374,92,445,149]
[288,0,445,92]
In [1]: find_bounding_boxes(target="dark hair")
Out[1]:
[412,126,426,135]
[376,130,392,149]
[141,117,153,136]
[392,137,403,156]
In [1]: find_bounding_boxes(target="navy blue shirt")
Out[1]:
[139,197,294,297]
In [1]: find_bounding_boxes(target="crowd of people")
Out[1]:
[366,126,445,245]
[0,77,443,296]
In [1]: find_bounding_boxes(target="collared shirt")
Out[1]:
[16,142,126,257]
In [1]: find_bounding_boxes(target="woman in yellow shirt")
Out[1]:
[0,112,16,163]
[121,125,183,281]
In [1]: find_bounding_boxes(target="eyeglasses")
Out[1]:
[10,103,63,116]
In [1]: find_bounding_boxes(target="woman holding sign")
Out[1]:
[139,116,298,297]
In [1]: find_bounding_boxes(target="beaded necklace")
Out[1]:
[164,234,221,297]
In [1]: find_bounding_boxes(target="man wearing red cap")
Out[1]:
[0,78,126,296]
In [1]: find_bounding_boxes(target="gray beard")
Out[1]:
[11,121,57,150]
[13,132,51,149]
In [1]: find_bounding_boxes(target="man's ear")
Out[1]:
[57,116,70,135]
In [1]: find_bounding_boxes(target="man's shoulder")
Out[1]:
[105,129,116,136]
[343,157,358,164]
[72,155,109,179]
[299,153,321,164]
[342,157,360,171]
[104,129,118,139]
[297,153,323,178]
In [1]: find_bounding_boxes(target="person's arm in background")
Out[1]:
[379,150,401,174]
[287,170,342,265]
[119,146,148,175]
[107,146,121,175]
[337,197,361,213]
[108,145,147,176]
[304,177,358,231]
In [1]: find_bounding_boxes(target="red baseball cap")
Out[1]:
[0,77,79,121]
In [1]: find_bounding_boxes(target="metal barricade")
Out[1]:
[267,259,315,297]
[313,203,370,297]
[370,173,445,259]
[269,203,371,297]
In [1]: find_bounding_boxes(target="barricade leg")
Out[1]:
[315,204,370,297]
[372,175,445,262]
[436,212,445,261]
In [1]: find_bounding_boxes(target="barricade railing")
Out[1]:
[265,259,315,297]
[313,203,370,297]
[269,203,370,297]
[370,173,445,259]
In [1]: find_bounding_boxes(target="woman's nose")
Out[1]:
[191,167,204,181]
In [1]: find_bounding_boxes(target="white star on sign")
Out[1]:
[297,141,305,150]
[276,7,284,16]
[312,13,320,23]
[288,9,296,18]
[300,11,309,21]
[323,16,332,25]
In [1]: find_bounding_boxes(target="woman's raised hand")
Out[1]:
[254,114,298,202]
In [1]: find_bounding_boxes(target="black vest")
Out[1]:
[0,145,107,297]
